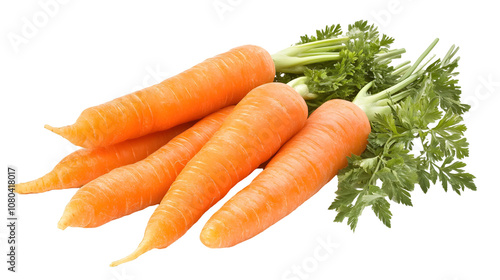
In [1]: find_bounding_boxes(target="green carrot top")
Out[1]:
[273,20,475,231]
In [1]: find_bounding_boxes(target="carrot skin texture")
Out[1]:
[57,107,234,229]
[200,99,371,248]
[47,45,275,148]
[14,123,192,194]
[111,82,308,266]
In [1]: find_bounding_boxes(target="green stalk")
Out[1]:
[287,77,317,100]
[286,46,407,100]
[392,65,411,76]
[287,39,440,121]
[352,72,422,120]
[374,48,406,63]
[414,54,436,73]
[352,39,439,120]
[399,38,439,80]
[272,37,349,74]
[441,45,459,67]
[302,45,345,53]
[393,60,411,70]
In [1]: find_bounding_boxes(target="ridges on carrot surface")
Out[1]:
[46,45,275,148]
[15,122,193,194]
[57,107,234,230]
[200,99,371,248]
[110,82,308,266]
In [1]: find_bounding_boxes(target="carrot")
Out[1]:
[200,99,371,248]
[57,107,234,229]
[15,123,192,194]
[46,45,275,148]
[110,82,308,266]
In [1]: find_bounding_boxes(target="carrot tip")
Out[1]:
[57,222,68,230]
[200,220,229,248]
[200,227,221,248]
[57,215,70,230]
[44,124,57,132]
[45,124,70,139]
[13,183,26,194]
[110,243,150,267]
[45,124,64,135]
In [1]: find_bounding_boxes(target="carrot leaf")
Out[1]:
[298,24,343,44]
[278,20,402,113]
[330,44,476,231]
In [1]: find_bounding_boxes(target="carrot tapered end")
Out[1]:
[45,124,73,141]
[44,124,88,148]
[44,124,65,137]
[45,124,74,144]
[200,226,223,248]
[110,241,151,267]
[14,173,56,194]
[13,183,30,194]
[57,216,70,230]
[57,207,77,230]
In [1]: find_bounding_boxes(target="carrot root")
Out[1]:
[57,216,70,230]
[18,123,192,194]
[200,99,371,248]
[44,124,83,147]
[56,108,233,230]
[110,241,152,267]
[44,124,64,137]
[111,82,308,265]
[57,207,77,230]
[15,172,55,194]
[199,225,222,248]
[47,45,275,148]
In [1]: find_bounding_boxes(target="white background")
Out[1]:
[1,0,499,279]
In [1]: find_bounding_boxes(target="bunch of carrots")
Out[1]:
[16,21,475,265]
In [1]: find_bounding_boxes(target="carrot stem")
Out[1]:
[374,48,406,63]
[272,37,348,73]
[353,72,421,120]
[302,45,345,53]
[287,77,317,100]
[393,60,411,71]
[399,38,439,80]
[392,64,411,76]
[285,44,406,102]
[442,45,459,67]
[286,39,441,120]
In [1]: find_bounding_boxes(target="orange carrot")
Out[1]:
[46,45,275,148]
[57,107,234,229]
[111,82,308,266]
[200,99,371,248]
[15,123,192,194]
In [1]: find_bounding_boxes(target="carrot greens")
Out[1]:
[275,21,476,231]
[275,21,404,113]
[334,43,475,230]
